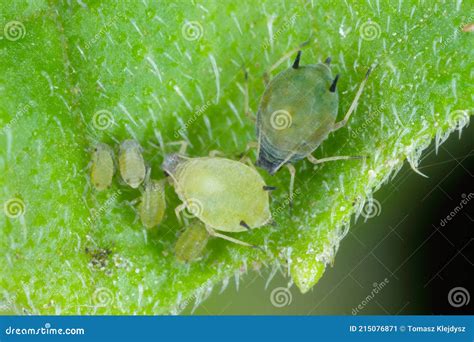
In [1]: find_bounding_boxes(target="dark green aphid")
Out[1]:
[255,51,371,204]
[174,222,209,263]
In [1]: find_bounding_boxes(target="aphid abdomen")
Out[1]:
[139,180,166,229]
[174,222,209,263]
[256,64,338,173]
[119,140,146,188]
[91,143,115,191]
[256,135,306,174]
[175,157,271,233]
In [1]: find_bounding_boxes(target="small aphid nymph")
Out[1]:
[174,222,209,263]
[90,143,115,191]
[162,153,272,247]
[119,139,146,189]
[139,176,166,229]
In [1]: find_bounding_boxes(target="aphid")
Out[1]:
[255,51,370,204]
[119,139,146,188]
[90,143,115,191]
[162,153,272,247]
[139,175,166,229]
[174,222,209,263]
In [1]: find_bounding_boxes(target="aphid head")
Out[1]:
[120,139,142,152]
[162,153,186,175]
[255,150,282,175]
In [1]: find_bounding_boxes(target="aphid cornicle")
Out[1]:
[90,143,115,191]
[139,176,166,229]
[119,139,146,189]
[162,154,272,247]
[255,51,371,204]
[174,222,209,263]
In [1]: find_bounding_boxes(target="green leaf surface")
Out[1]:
[1,1,472,314]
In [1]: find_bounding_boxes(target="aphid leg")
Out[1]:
[262,40,310,83]
[307,154,365,165]
[208,150,225,157]
[243,69,256,122]
[331,68,372,132]
[166,140,188,154]
[174,203,187,224]
[239,156,256,169]
[239,141,258,161]
[205,225,261,250]
[124,199,140,223]
[285,164,296,211]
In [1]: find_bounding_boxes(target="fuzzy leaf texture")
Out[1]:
[0,1,472,314]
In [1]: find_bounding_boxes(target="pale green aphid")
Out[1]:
[162,154,272,247]
[139,177,166,229]
[119,139,146,189]
[174,222,209,263]
[255,51,370,205]
[90,143,115,191]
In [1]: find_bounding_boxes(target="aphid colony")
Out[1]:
[89,139,274,262]
[89,48,370,263]
[90,139,167,231]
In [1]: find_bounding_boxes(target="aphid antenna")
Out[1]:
[144,165,152,183]
[324,57,331,65]
[110,135,120,145]
[263,185,277,191]
[165,140,189,155]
